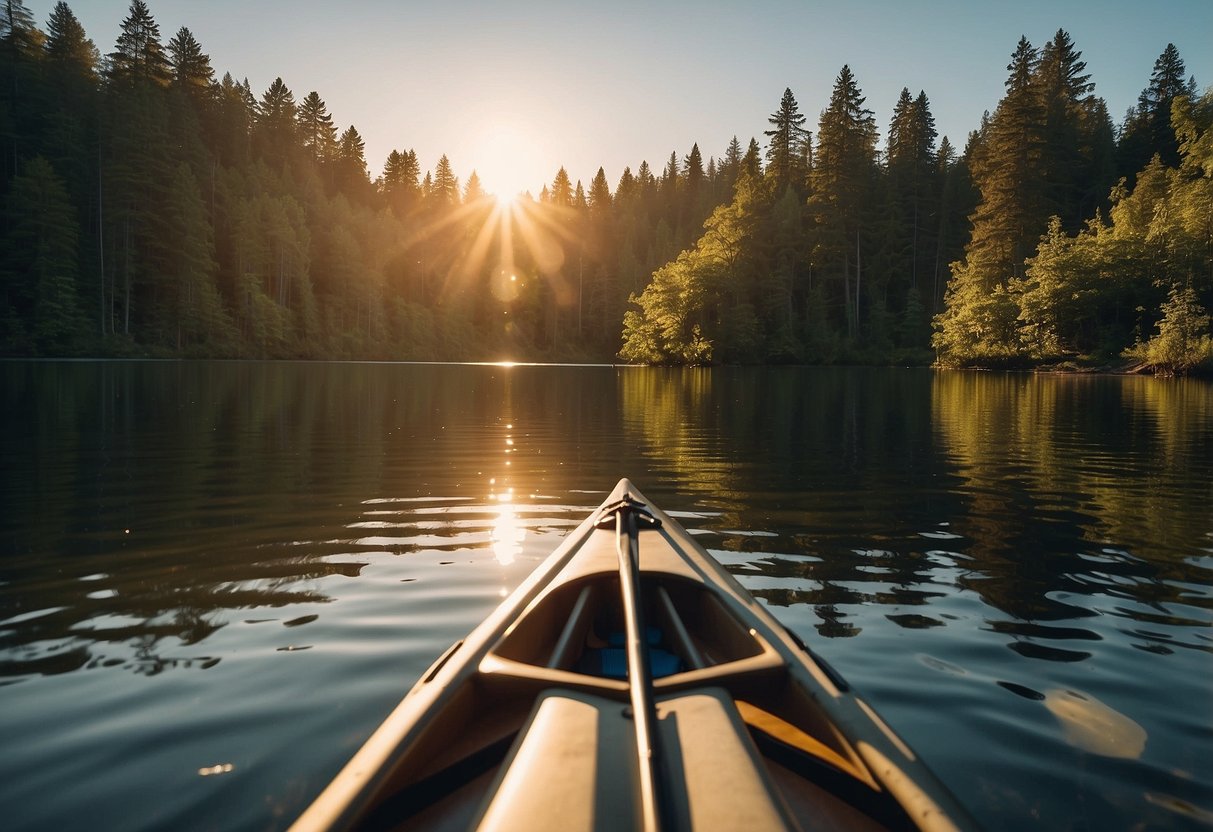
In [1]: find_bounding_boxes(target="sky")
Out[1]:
[28,0,1213,199]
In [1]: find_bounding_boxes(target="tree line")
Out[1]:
[1,2,1209,371]
[622,34,1212,373]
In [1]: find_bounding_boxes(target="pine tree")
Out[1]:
[764,87,810,191]
[431,154,459,206]
[962,38,1048,284]
[45,2,96,78]
[335,125,368,197]
[40,1,98,198]
[931,134,977,311]
[615,166,636,206]
[463,170,485,203]
[660,151,680,214]
[297,91,337,163]
[808,65,878,337]
[2,0,42,183]
[212,72,255,166]
[1037,29,1096,229]
[588,166,611,212]
[741,138,762,181]
[382,148,421,215]
[550,166,573,207]
[256,77,297,164]
[163,162,230,350]
[0,156,81,349]
[684,143,704,196]
[108,0,171,86]
[1131,285,1213,374]
[886,88,939,315]
[721,135,742,194]
[1119,43,1190,178]
[933,38,1048,365]
[166,27,213,95]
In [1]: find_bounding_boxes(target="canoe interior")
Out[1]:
[347,572,913,831]
[291,482,970,832]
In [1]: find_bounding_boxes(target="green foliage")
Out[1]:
[166,27,212,94]
[1118,43,1192,180]
[764,88,809,191]
[1,156,82,351]
[0,7,1204,371]
[45,2,96,79]
[108,1,170,86]
[930,32,1204,369]
[1125,285,1213,374]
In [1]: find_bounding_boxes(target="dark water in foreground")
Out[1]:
[0,361,1210,831]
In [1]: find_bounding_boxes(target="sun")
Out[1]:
[470,122,546,202]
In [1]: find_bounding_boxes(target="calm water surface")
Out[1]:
[1,361,1210,831]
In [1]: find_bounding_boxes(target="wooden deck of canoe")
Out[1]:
[289,480,977,832]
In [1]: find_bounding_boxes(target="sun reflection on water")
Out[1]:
[489,489,526,565]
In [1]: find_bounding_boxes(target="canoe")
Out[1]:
[290,479,976,832]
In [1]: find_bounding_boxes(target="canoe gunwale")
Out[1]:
[288,479,978,832]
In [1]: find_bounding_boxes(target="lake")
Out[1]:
[1,361,1210,831]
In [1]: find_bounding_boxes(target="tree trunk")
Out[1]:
[123,216,131,335]
[855,228,862,333]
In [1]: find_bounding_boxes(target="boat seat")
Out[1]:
[471,687,792,831]
[577,628,684,679]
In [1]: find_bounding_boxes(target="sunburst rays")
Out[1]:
[400,194,586,315]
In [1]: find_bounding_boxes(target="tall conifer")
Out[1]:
[108,0,170,86]
[764,87,810,191]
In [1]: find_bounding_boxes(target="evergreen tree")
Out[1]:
[431,154,459,205]
[721,135,742,193]
[297,91,337,163]
[1129,285,1213,374]
[0,156,81,350]
[886,87,939,316]
[40,1,99,198]
[108,0,170,86]
[44,2,96,78]
[550,166,573,207]
[256,77,297,163]
[463,170,485,203]
[684,143,705,197]
[335,125,368,198]
[1119,43,1190,178]
[382,148,421,215]
[1037,29,1096,229]
[741,138,762,181]
[166,26,213,95]
[764,87,810,191]
[212,72,255,166]
[2,0,42,181]
[588,166,611,211]
[934,38,1048,365]
[163,162,230,350]
[0,0,35,45]
[615,166,636,206]
[808,64,878,337]
[931,134,977,311]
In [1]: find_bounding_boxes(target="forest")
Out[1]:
[1,1,1210,372]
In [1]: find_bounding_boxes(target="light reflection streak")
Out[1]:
[490,492,526,566]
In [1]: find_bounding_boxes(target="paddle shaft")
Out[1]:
[616,505,664,832]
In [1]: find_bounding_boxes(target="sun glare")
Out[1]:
[472,122,544,201]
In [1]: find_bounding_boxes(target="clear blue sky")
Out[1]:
[29,0,1213,198]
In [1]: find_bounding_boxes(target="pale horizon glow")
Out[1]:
[471,122,547,200]
[25,0,1213,201]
